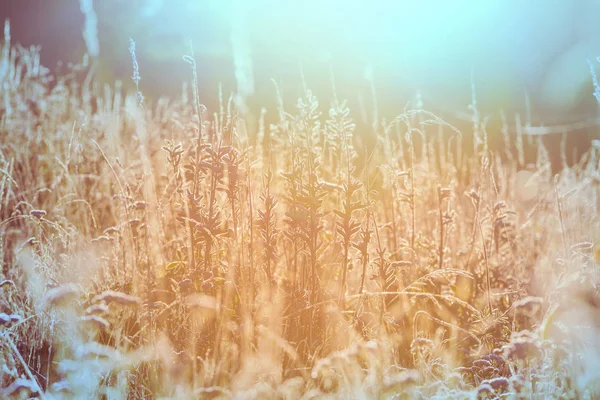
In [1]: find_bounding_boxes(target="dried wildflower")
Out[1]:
[257,170,280,285]
[126,218,143,230]
[162,140,184,165]
[30,209,46,219]
[472,359,492,369]
[477,382,493,396]
[483,376,510,392]
[482,353,505,365]
[464,352,509,383]
[466,189,480,205]
[334,166,362,303]
[92,290,140,307]
[45,283,80,307]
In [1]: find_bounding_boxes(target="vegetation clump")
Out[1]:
[1,20,600,399]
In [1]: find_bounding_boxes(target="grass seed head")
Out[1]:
[91,290,140,307]
[44,283,80,308]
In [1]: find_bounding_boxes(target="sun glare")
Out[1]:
[1,1,600,398]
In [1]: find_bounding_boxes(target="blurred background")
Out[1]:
[1,0,599,145]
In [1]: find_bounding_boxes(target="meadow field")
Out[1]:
[1,17,600,399]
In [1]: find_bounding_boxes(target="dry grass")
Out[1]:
[1,20,600,399]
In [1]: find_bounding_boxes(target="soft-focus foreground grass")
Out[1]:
[1,23,600,399]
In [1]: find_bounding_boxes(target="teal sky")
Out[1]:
[129,0,600,119]
[4,0,598,121]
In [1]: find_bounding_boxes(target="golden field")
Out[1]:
[1,21,600,399]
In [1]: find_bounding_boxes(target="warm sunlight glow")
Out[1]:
[129,0,600,114]
[1,1,599,398]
